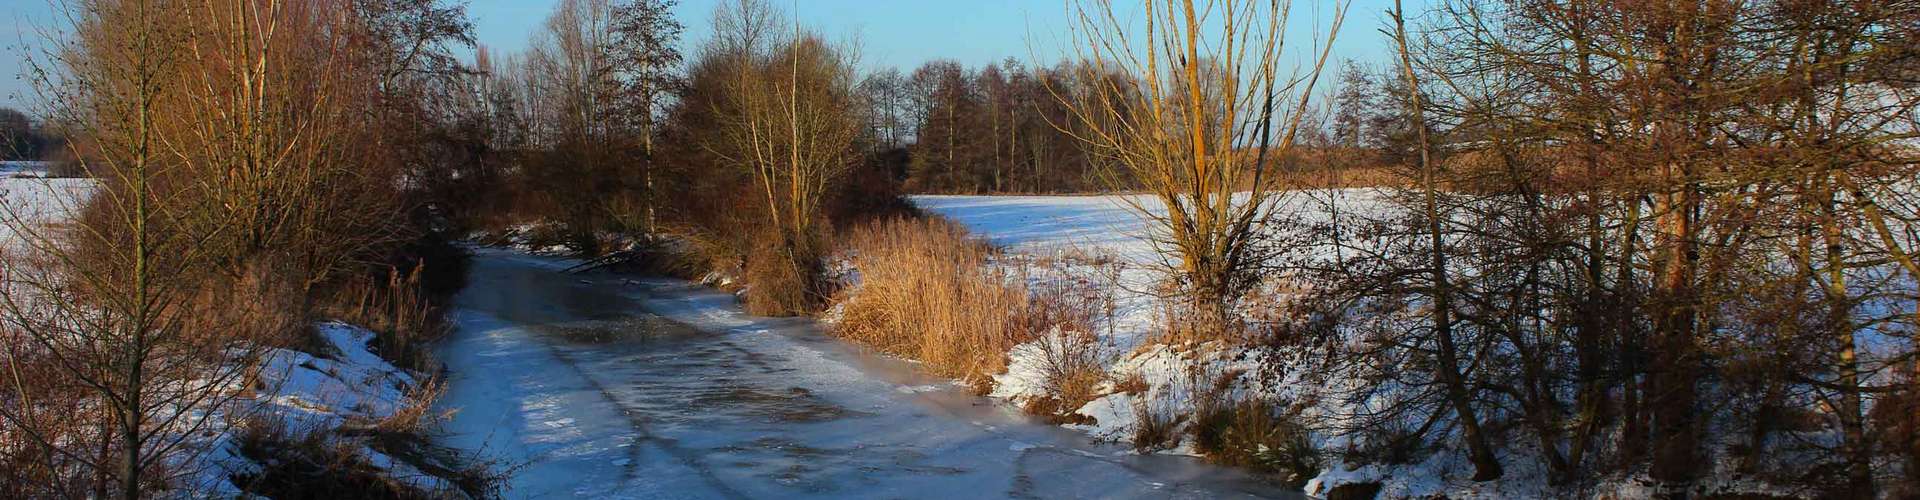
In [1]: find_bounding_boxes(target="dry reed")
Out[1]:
[832,217,1103,394]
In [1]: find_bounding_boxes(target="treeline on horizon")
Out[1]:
[0,108,65,164]
[838,57,1412,195]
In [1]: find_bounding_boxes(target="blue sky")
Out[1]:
[2,1,60,110]
[2,0,1418,110]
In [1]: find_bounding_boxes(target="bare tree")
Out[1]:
[858,68,909,151]
[1386,0,1502,481]
[1053,0,1345,339]
[1,1,249,496]
[607,0,684,234]
[701,0,863,315]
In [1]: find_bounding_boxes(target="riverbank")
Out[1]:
[431,247,1298,499]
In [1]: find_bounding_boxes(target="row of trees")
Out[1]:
[0,108,60,162]
[1,0,480,496]
[444,0,893,315]
[861,60,1111,193]
[859,57,1436,195]
[1089,0,1920,495]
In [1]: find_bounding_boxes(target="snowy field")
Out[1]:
[910,192,1839,498]
[906,194,1165,263]
[912,191,1394,264]
[0,162,90,251]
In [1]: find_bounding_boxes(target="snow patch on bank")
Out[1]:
[3,173,461,495]
[907,193,1704,499]
[185,321,447,496]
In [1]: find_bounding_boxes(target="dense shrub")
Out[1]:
[743,230,828,317]
[1031,330,1108,423]
[1190,397,1322,487]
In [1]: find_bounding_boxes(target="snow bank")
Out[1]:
[909,193,1718,498]
[185,321,442,496]
[3,173,463,496]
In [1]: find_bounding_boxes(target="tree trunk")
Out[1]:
[1822,185,1872,498]
[1392,1,1501,481]
[1648,179,1700,488]
[1568,145,1610,475]
[1618,196,1647,465]
[120,358,143,500]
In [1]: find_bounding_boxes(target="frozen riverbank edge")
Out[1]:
[432,246,1302,499]
[909,194,1861,499]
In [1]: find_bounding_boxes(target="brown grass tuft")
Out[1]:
[232,416,501,499]
[1131,401,1183,452]
[831,216,1102,394]
[1031,329,1109,421]
[315,264,448,373]
[831,217,1025,391]
[743,232,826,317]
[1188,371,1322,486]
[372,378,452,435]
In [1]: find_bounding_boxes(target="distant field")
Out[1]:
[0,162,91,252]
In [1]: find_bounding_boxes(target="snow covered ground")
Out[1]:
[0,162,91,251]
[184,322,450,495]
[912,193,1592,498]
[1,169,455,496]
[1,160,52,178]
[434,247,1299,498]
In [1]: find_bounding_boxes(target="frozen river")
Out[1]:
[433,248,1299,499]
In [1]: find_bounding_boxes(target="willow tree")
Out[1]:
[1053,0,1343,338]
[169,0,400,293]
[704,0,862,315]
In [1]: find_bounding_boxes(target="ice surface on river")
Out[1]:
[434,248,1295,499]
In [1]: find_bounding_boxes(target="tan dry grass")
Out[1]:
[314,265,446,372]
[1276,164,1405,189]
[831,217,1029,392]
[832,217,1108,396]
